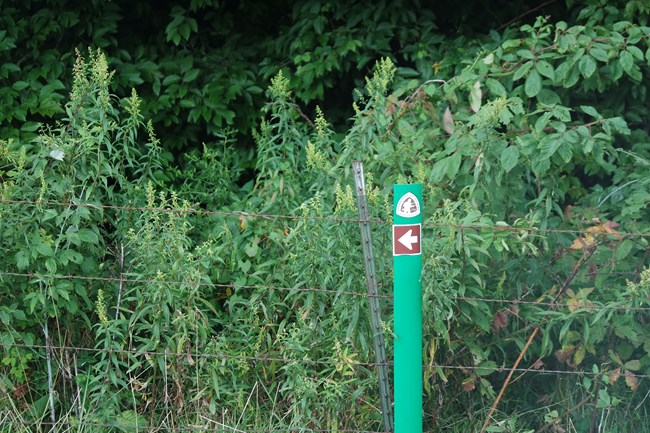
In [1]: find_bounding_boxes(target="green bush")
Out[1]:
[1,2,650,432]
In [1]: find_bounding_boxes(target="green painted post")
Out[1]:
[393,184,423,433]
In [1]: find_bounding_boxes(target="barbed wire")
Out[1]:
[454,296,650,312]
[2,342,649,379]
[0,198,381,225]
[3,271,650,310]
[0,419,387,433]
[0,342,385,368]
[1,198,649,237]
[0,271,391,299]
[3,271,649,310]
[424,364,650,379]
[423,222,650,238]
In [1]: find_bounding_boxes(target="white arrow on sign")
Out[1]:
[398,229,418,250]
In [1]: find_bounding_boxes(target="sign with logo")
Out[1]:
[396,192,420,218]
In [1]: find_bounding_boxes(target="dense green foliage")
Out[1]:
[0,0,573,153]
[1,1,650,432]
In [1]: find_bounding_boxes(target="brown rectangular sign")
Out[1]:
[393,224,421,256]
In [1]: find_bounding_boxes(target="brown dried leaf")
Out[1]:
[624,370,638,391]
[609,368,621,385]
[566,287,594,312]
[586,221,621,238]
[491,310,508,333]
[563,204,574,220]
[462,377,476,392]
[570,233,596,250]
[555,345,575,363]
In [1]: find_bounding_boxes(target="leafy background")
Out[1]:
[1,1,649,432]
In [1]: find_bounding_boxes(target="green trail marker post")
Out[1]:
[393,184,423,433]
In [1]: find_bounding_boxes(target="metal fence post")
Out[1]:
[352,161,394,432]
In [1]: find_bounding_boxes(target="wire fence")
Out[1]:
[0,196,648,433]
[2,342,649,379]
[1,198,649,237]
[2,271,649,310]
[0,418,388,433]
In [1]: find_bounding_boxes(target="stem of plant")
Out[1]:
[41,281,57,429]
[479,246,596,433]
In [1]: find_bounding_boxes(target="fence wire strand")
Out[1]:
[0,420,387,433]
[0,271,391,299]
[2,271,649,311]
[1,198,649,237]
[2,342,649,379]
[0,198,382,225]
[1,197,648,431]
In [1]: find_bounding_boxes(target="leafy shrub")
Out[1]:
[2,2,650,432]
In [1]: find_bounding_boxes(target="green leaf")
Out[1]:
[35,242,54,258]
[183,68,200,82]
[485,78,506,97]
[0,63,20,78]
[238,259,251,273]
[578,55,597,78]
[512,61,533,81]
[627,45,644,60]
[580,105,600,118]
[534,111,552,133]
[45,258,57,274]
[605,117,630,135]
[563,66,580,88]
[517,49,536,59]
[77,229,99,245]
[244,241,259,258]
[574,344,586,366]
[590,47,609,62]
[536,60,555,80]
[398,119,415,136]
[500,146,519,173]
[538,133,562,159]
[447,152,462,179]
[15,251,29,271]
[162,74,180,86]
[619,50,634,73]
[537,88,561,105]
[557,141,573,163]
[116,410,148,430]
[597,389,611,408]
[615,240,634,261]
[624,359,641,371]
[60,249,83,265]
[12,81,29,91]
[179,99,196,108]
[524,69,541,97]
[475,360,497,376]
